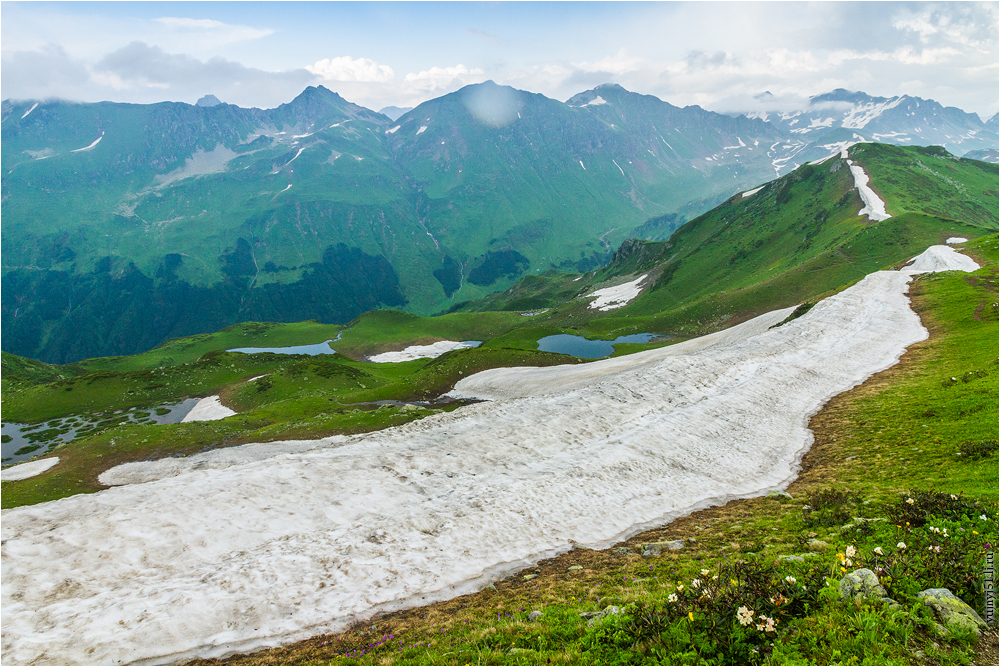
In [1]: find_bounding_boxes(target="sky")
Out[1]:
[2,1,998,118]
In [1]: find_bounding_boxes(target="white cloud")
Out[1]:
[404,64,486,93]
[153,16,274,47]
[307,56,394,83]
[893,6,998,50]
[572,48,647,75]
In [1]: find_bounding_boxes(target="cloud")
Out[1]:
[153,16,274,46]
[893,4,998,50]
[307,56,394,83]
[685,50,735,71]
[404,64,486,93]
[572,48,647,75]
[1,44,91,98]
[0,41,313,107]
[466,27,503,46]
[92,42,311,94]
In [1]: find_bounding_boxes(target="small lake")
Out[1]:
[1,398,201,465]
[227,339,337,355]
[537,333,664,359]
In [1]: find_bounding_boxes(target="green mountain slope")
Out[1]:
[1,83,789,362]
[456,143,998,340]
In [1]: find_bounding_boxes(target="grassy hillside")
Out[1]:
[454,144,997,342]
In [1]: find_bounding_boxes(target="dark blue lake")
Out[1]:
[536,333,662,359]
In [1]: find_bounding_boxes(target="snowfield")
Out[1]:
[368,340,480,363]
[1,457,59,482]
[180,396,237,423]
[71,133,104,153]
[846,159,891,221]
[0,247,979,666]
[587,274,648,310]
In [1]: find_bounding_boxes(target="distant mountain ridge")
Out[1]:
[2,83,996,362]
[743,88,998,162]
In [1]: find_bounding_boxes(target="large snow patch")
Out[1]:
[587,274,648,311]
[368,340,480,363]
[846,159,891,221]
[0,246,978,665]
[181,396,236,422]
[1,458,58,482]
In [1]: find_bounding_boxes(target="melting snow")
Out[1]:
[0,248,981,665]
[742,186,764,198]
[1,457,58,482]
[612,159,625,176]
[416,126,427,135]
[808,136,867,166]
[587,274,647,311]
[181,396,237,423]
[946,237,968,245]
[368,341,481,363]
[579,160,586,170]
[386,126,400,134]
[586,96,608,106]
[20,103,38,119]
[71,133,104,153]
[0,247,980,665]
[846,160,891,221]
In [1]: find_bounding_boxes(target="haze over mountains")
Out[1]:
[2,82,997,363]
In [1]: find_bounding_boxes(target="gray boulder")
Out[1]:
[581,605,622,627]
[917,588,987,635]
[528,610,543,621]
[839,568,888,600]
[807,539,831,552]
[641,540,685,556]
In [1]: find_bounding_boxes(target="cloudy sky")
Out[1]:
[3,1,997,118]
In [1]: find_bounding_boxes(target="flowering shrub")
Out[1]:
[582,557,827,665]
[885,489,989,527]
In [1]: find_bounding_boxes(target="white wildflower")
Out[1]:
[668,593,678,603]
[897,542,907,550]
[846,545,856,558]
[736,606,754,626]
[785,576,797,585]
[874,547,884,556]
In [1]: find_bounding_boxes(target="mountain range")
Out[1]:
[2,82,997,363]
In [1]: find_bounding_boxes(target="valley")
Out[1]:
[1,129,997,663]
[3,84,997,363]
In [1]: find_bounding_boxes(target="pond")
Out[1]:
[536,333,666,359]
[1,398,202,465]
[227,339,337,356]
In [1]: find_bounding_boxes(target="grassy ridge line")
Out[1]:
[64,310,534,373]
[452,144,997,344]
[190,235,998,666]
